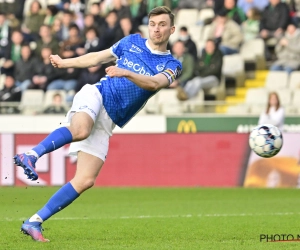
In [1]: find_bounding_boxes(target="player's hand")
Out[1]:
[50,54,64,68]
[105,66,128,78]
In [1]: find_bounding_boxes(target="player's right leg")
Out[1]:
[13,84,101,181]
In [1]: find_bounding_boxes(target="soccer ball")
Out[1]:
[249,124,283,158]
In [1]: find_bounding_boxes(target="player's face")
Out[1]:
[148,14,175,46]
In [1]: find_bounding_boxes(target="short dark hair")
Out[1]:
[148,6,175,26]
[85,26,99,37]
[180,26,188,32]
[69,23,80,32]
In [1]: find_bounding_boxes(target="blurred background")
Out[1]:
[1,0,300,188]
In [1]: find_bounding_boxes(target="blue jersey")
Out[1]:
[95,34,182,128]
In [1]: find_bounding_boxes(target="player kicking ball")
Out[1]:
[13,6,182,242]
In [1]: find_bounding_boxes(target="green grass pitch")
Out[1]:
[1,187,300,250]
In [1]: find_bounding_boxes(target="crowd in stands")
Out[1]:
[0,0,299,114]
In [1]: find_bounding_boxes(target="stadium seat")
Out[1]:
[222,54,246,87]
[0,58,5,67]
[226,104,249,114]
[143,94,159,114]
[245,88,268,114]
[188,25,203,45]
[197,8,215,23]
[186,89,205,113]
[265,71,289,90]
[47,0,61,4]
[156,89,187,115]
[196,24,212,56]
[276,88,292,106]
[290,89,300,114]
[175,9,199,27]
[240,38,266,70]
[203,76,226,101]
[245,88,268,105]
[19,89,44,115]
[43,90,67,109]
[0,74,6,90]
[288,71,300,89]
[138,25,149,39]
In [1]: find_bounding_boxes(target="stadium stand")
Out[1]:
[2,0,300,116]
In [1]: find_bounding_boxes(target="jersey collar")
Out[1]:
[145,40,170,55]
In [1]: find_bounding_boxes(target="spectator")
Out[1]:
[99,10,123,49]
[0,74,21,114]
[44,5,59,26]
[46,65,80,102]
[178,26,198,61]
[270,23,300,74]
[237,0,269,14]
[87,2,105,27]
[60,23,84,59]
[128,0,148,28]
[28,47,63,91]
[0,0,25,23]
[76,27,103,56]
[22,0,46,41]
[112,0,132,21]
[287,0,300,26]
[82,14,99,35]
[170,40,194,88]
[242,7,261,42]
[176,39,223,101]
[52,18,63,41]
[35,25,60,57]
[0,12,11,60]
[208,10,243,55]
[76,65,107,93]
[1,30,24,75]
[259,0,290,42]
[64,0,85,14]
[14,44,37,91]
[58,10,75,41]
[258,92,284,131]
[43,92,68,114]
[120,17,136,37]
[224,0,246,25]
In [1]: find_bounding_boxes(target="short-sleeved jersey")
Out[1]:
[95,34,182,128]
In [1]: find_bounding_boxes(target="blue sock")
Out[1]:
[37,182,79,222]
[32,127,73,158]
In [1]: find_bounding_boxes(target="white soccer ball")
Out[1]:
[249,124,283,158]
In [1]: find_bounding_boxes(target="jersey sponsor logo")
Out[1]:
[129,44,143,53]
[123,58,152,76]
[156,63,165,72]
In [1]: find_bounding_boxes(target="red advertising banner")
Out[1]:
[0,133,249,187]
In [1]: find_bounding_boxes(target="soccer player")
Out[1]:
[13,6,182,242]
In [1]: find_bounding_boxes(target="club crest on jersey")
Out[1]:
[129,44,143,53]
[156,64,165,72]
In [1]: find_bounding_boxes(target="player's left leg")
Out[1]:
[21,151,104,242]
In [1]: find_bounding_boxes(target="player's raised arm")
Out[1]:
[50,49,115,69]
[105,66,180,91]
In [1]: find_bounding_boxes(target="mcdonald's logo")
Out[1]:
[177,120,197,133]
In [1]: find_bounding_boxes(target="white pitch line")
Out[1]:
[1,212,300,222]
